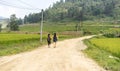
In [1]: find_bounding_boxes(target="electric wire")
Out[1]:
[16,0,40,10]
[0,0,41,10]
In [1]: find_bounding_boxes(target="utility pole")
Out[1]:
[40,9,43,42]
[23,19,24,25]
[8,18,10,31]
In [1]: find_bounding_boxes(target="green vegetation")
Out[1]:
[23,0,120,23]
[83,26,113,34]
[20,22,76,33]
[103,28,120,38]
[84,37,120,71]
[20,24,41,32]
[0,34,41,44]
[19,21,120,35]
[0,34,41,56]
[90,38,120,58]
[9,14,18,31]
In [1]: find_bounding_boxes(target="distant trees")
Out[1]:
[23,13,41,24]
[23,0,120,23]
[17,18,23,25]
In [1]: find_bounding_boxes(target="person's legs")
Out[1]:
[54,42,56,48]
[48,41,51,48]
[48,44,49,48]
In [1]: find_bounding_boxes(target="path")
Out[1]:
[0,36,105,71]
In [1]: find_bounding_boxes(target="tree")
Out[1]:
[24,15,28,24]
[9,14,19,31]
[24,0,120,22]
[17,18,23,25]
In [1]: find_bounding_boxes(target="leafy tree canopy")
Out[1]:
[24,0,120,23]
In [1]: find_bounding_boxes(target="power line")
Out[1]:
[0,0,41,10]
[16,0,40,10]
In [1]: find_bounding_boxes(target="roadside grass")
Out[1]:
[0,40,45,56]
[90,38,120,58]
[83,37,120,71]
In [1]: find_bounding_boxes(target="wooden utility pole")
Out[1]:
[40,9,43,42]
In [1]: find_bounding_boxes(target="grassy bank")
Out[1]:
[83,37,120,71]
[90,38,120,58]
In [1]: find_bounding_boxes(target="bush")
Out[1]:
[103,33,116,38]
[103,30,120,38]
[83,31,92,35]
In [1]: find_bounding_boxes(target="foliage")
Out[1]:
[24,13,41,23]
[9,14,19,31]
[17,18,23,25]
[24,0,120,23]
[103,28,120,38]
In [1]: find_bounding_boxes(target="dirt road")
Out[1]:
[0,36,105,71]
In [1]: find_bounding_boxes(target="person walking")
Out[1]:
[53,33,58,48]
[47,34,51,48]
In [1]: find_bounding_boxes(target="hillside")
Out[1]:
[23,0,120,23]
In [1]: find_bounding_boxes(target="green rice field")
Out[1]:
[90,38,120,58]
[84,37,120,71]
[0,34,41,44]
[0,34,43,56]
